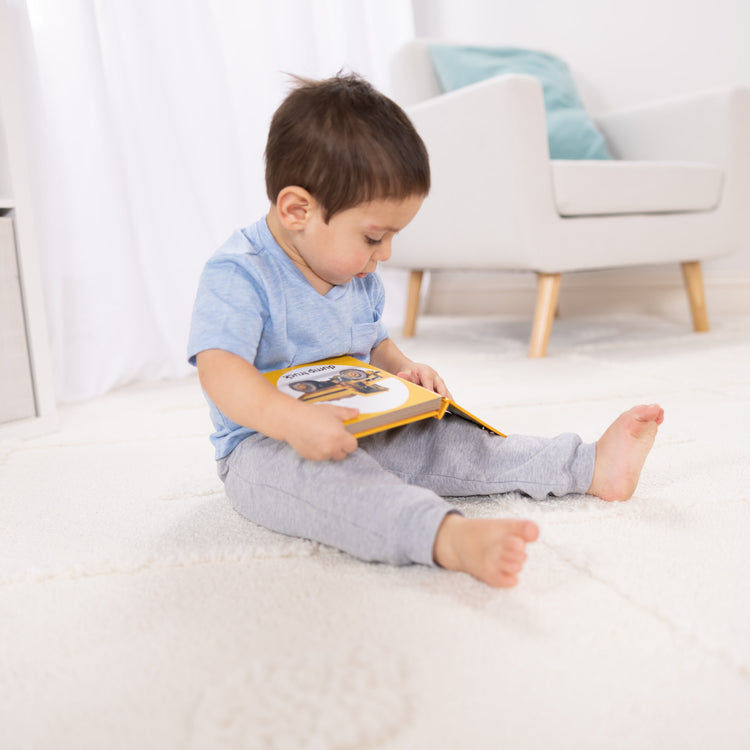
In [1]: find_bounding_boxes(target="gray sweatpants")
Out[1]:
[217,415,595,567]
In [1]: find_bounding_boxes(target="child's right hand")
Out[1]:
[286,403,360,461]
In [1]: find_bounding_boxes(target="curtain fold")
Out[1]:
[10,0,415,401]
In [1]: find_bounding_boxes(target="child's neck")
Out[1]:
[266,208,334,296]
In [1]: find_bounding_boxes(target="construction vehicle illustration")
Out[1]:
[288,368,389,403]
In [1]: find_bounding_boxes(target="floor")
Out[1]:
[2,310,749,750]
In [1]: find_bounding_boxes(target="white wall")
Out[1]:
[415,0,750,110]
[411,0,750,275]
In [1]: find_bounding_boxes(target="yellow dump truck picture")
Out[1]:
[289,368,390,403]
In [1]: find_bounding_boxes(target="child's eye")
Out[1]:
[365,236,383,245]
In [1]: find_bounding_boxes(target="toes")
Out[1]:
[488,570,519,588]
[504,536,525,555]
[504,549,527,566]
[507,519,540,542]
[501,544,527,565]
[632,404,664,424]
[497,571,520,588]
[521,520,540,542]
[500,559,524,575]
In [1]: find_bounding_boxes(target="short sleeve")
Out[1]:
[187,255,267,367]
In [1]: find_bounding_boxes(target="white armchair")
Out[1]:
[389,41,750,356]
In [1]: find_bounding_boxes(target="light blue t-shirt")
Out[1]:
[188,216,389,458]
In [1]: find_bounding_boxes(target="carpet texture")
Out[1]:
[2,311,749,749]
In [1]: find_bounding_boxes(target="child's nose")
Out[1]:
[373,240,392,262]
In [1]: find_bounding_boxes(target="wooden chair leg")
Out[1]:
[529,273,562,357]
[681,261,710,332]
[403,270,424,338]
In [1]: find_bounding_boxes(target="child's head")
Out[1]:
[265,73,430,222]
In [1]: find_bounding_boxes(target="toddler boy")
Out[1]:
[188,74,663,588]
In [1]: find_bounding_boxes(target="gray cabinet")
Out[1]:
[0,215,36,422]
[0,0,56,437]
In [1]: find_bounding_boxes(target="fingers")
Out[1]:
[396,367,452,398]
[330,441,357,461]
[329,406,360,421]
[396,370,418,384]
[433,375,453,400]
[310,431,358,462]
[321,410,358,460]
[290,404,359,461]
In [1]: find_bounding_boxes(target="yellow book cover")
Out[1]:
[263,355,505,439]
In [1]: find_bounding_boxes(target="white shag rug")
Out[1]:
[2,311,750,750]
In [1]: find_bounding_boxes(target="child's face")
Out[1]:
[294,195,424,292]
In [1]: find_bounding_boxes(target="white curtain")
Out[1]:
[9,0,415,401]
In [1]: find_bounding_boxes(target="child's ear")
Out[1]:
[276,186,315,230]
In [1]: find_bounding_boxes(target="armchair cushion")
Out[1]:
[428,44,611,160]
[551,160,723,216]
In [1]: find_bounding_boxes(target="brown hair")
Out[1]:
[265,73,430,222]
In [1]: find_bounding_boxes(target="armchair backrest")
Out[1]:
[389,40,443,106]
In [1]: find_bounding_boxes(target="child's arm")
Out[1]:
[196,349,359,461]
[370,338,453,399]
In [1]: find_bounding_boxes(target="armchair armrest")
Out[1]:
[595,85,750,253]
[595,85,750,168]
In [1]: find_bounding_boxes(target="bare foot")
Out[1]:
[588,404,665,502]
[433,514,540,588]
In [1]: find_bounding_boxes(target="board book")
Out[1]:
[263,355,505,439]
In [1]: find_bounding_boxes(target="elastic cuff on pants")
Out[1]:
[408,504,463,568]
[572,441,597,495]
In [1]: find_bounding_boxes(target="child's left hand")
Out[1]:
[397,363,453,399]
